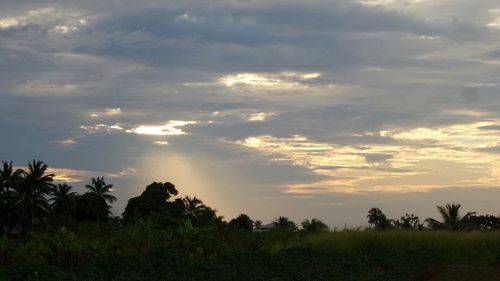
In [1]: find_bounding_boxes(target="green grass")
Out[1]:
[2,226,500,280]
[302,230,500,263]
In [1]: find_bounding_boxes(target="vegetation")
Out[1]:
[2,160,500,280]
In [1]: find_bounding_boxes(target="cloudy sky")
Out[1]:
[1,0,500,227]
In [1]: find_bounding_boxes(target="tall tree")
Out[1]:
[425,203,475,230]
[50,183,77,218]
[122,182,179,223]
[367,207,392,230]
[85,177,116,223]
[17,160,54,231]
[0,161,24,234]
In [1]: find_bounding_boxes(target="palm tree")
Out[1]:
[17,160,54,231]
[0,161,24,234]
[50,183,77,218]
[425,203,475,230]
[25,160,55,193]
[367,207,392,230]
[183,196,205,219]
[301,218,329,233]
[273,216,298,232]
[85,177,116,223]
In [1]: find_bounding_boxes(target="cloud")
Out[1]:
[234,120,500,194]
[126,120,197,136]
[48,166,137,183]
[2,0,500,221]
[153,140,168,145]
[218,72,321,89]
[80,124,124,133]
[49,167,95,183]
[59,138,76,145]
[245,112,276,122]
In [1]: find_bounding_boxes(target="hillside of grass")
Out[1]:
[2,224,500,281]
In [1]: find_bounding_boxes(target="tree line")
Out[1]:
[367,205,500,231]
[0,160,329,235]
[2,160,500,236]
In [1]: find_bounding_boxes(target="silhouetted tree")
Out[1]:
[17,160,54,231]
[184,196,204,219]
[182,196,222,227]
[394,214,423,230]
[425,203,475,230]
[229,214,254,231]
[71,193,110,223]
[254,220,262,228]
[465,215,500,231]
[301,218,329,233]
[85,177,116,224]
[273,216,298,232]
[50,183,77,218]
[122,182,178,223]
[0,161,24,234]
[367,207,392,230]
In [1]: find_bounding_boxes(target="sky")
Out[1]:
[1,0,500,228]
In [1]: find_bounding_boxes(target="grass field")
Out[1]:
[2,224,500,281]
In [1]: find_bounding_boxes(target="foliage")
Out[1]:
[5,159,500,280]
[425,203,475,230]
[71,193,111,223]
[301,218,329,233]
[228,214,254,232]
[49,183,77,219]
[122,182,178,223]
[85,177,116,224]
[367,207,392,230]
[393,214,423,230]
[464,215,500,231]
[273,216,298,232]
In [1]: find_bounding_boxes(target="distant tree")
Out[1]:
[182,196,222,227]
[50,183,77,218]
[273,216,298,232]
[465,215,500,231]
[367,207,392,230]
[229,214,254,231]
[301,218,329,233]
[254,220,262,228]
[122,182,178,223]
[394,214,423,230]
[85,177,116,223]
[425,203,475,230]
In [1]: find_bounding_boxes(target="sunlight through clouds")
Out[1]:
[487,9,500,29]
[234,121,500,194]
[153,140,169,146]
[0,7,88,32]
[218,72,321,89]
[126,121,197,136]
[245,112,276,122]
[80,124,123,133]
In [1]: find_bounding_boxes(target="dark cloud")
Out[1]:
[1,0,500,226]
[478,125,500,131]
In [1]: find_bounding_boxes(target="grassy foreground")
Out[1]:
[2,223,500,281]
